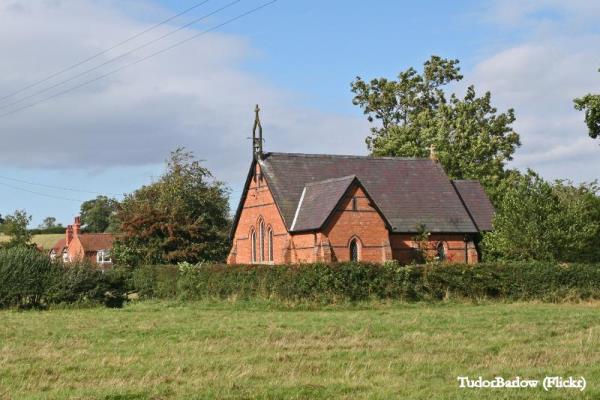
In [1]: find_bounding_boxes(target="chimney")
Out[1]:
[66,225,73,246]
[73,216,81,237]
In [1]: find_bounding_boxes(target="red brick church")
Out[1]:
[227,107,494,265]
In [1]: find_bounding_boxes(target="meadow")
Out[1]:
[0,234,62,250]
[1,301,599,399]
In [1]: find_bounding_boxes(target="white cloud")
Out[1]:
[0,0,368,187]
[469,1,600,182]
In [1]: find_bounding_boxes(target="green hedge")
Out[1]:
[0,246,127,309]
[131,261,600,303]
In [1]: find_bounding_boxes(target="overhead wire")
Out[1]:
[0,0,277,118]
[0,174,124,197]
[0,0,241,112]
[0,0,212,103]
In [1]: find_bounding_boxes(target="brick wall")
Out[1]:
[228,163,289,264]
[390,233,478,264]
[322,185,391,263]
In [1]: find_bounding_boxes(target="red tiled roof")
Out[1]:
[78,233,114,252]
[51,238,66,253]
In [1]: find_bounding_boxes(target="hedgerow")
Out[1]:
[2,247,600,309]
[131,261,600,303]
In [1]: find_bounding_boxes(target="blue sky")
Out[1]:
[0,0,599,227]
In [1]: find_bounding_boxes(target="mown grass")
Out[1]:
[1,301,599,399]
[0,234,63,250]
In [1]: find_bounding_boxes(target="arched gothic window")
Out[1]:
[350,238,359,262]
[267,227,274,262]
[259,220,265,262]
[251,229,257,263]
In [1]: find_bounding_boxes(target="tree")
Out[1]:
[2,210,32,248]
[481,172,600,262]
[39,217,57,230]
[574,68,600,140]
[351,55,521,202]
[80,196,119,233]
[113,148,231,266]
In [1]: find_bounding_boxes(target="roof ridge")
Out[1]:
[265,152,428,161]
[304,175,356,187]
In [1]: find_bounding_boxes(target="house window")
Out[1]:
[267,227,274,262]
[251,229,257,263]
[352,196,358,211]
[62,251,69,263]
[437,242,446,261]
[350,238,359,262]
[97,250,112,264]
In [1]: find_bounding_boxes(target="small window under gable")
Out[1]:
[352,196,358,211]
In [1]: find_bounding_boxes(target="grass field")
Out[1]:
[1,301,599,399]
[0,233,62,250]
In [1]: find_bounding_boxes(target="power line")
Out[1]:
[0,0,277,118]
[0,175,124,197]
[0,0,212,104]
[0,181,84,203]
[0,0,241,112]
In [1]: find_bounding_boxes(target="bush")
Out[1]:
[0,246,128,309]
[130,261,600,303]
[0,246,57,308]
[47,264,128,308]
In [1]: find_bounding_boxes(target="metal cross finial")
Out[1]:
[252,104,263,159]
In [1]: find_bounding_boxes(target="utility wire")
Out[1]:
[0,175,124,197]
[0,0,277,118]
[0,0,212,104]
[0,181,84,202]
[0,0,241,112]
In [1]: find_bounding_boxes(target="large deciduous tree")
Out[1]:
[80,196,119,233]
[574,68,600,140]
[482,172,600,262]
[351,55,521,202]
[113,148,231,266]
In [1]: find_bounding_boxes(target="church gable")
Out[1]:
[227,162,288,264]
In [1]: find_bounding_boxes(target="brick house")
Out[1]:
[227,107,494,265]
[50,216,114,268]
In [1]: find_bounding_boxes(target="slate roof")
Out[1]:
[290,175,357,232]
[452,180,495,232]
[256,153,491,233]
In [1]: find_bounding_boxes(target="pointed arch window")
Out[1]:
[251,229,257,263]
[259,220,265,262]
[267,227,274,262]
[350,238,359,262]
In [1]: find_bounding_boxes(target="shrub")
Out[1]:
[47,264,129,308]
[0,246,129,309]
[0,246,57,308]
